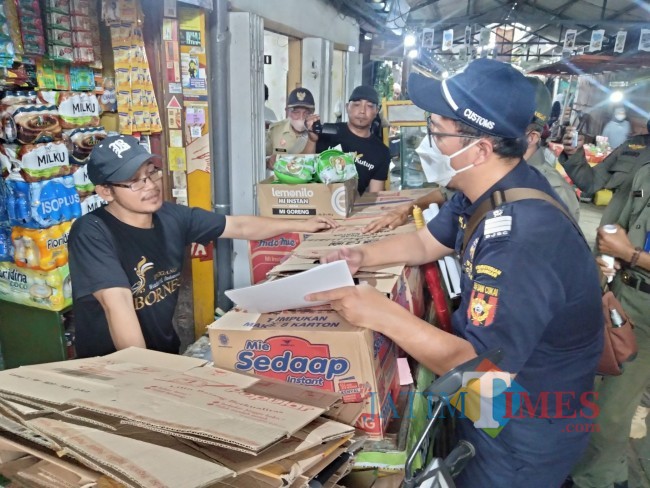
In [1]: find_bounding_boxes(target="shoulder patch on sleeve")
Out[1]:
[468,281,499,327]
[483,207,512,240]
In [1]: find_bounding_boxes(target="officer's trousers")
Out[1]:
[571,316,650,487]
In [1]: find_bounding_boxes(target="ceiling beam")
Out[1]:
[406,16,645,27]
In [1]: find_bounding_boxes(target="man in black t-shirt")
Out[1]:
[68,135,337,358]
[303,86,390,195]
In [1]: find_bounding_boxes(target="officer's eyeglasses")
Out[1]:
[111,169,163,191]
[425,113,481,147]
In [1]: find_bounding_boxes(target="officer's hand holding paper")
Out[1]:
[225,260,354,313]
[306,282,399,332]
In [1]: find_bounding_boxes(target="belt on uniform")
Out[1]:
[620,271,650,294]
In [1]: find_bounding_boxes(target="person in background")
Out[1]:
[69,135,337,359]
[548,93,564,130]
[392,82,402,100]
[304,85,390,195]
[569,162,650,488]
[265,87,316,170]
[361,76,579,233]
[525,77,580,221]
[308,59,603,487]
[560,118,650,225]
[601,107,632,150]
[263,84,277,130]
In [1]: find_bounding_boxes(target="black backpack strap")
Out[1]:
[460,187,586,256]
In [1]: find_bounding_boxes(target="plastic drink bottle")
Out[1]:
[601,224,618,283]
[0,231,8,260]
[5,192,16,221]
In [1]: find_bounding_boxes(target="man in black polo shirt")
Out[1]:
[303,86,390,195]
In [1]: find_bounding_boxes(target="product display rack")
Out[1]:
[382,100,437,190]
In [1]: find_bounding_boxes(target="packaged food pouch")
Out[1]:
[273,155,316,184]
[316,150,357,184]
[63,126,106,165]
[11,104,61,144]
[40,91,100,128]
[16,141,71,182]
[72,162,94,196]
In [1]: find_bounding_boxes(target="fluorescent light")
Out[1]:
[407,48,418,58]
[405,34,417,47]
[442,71,449,79]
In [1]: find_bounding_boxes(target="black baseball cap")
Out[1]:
[88,135,160,185]
[286,88,315,109]
[408,59,535,139]
[349,85,379,105]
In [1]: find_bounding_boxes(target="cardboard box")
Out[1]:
[266,230,425,318]
[246,216,412,286]
[248,188,432,285]
[209,309,400,438]
[249,231,310,285]
[257,177,358,219]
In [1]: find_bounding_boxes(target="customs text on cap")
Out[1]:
[87,135,160,185]
[287,88,315,109]
[408,59,535,139]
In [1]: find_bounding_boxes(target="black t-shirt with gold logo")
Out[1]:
[69,203,226,357]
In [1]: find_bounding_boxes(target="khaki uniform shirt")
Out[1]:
[611,162,650,328]
[528,146,580,222]
[559,134,650,225]
[265,119,308,157]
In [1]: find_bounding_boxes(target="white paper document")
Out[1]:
[225,260,355,313]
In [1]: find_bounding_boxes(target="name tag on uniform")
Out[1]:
[275,148,287,153]
[633,190,644,198]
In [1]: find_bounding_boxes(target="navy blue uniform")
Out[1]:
[427,161,603,487]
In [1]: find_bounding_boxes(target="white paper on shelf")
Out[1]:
[225,260,355,313]
[443,255,462,298]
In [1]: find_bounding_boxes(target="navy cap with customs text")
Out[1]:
[408,59,535,139]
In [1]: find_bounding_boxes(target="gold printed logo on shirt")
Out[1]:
[628,144,646,150]
[131,256,153,295]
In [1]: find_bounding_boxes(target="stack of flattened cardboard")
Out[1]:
[0,348,358,488]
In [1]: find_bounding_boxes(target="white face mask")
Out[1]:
[614,113,626,122]
[290,118,307,133]
[415,135,480,186]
